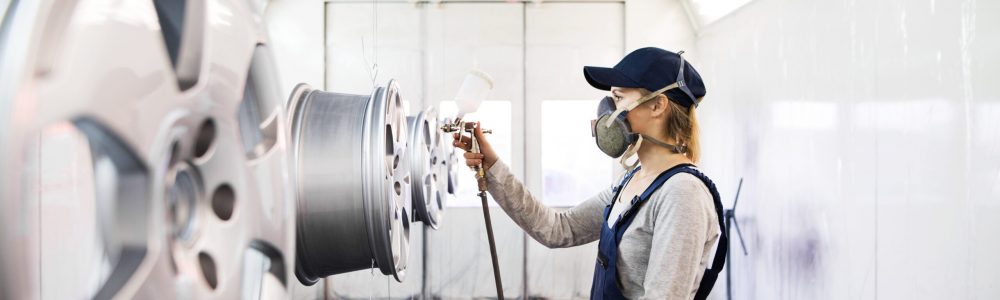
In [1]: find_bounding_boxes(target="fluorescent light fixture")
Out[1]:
[686,0,754,26]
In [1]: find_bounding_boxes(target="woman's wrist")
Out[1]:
[483,155,498,171]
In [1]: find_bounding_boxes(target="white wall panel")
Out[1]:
[266,0,326,98]
[425,207,525,299]
[523,2,623,299]
[326,3,424,99]
[524,2,624,204]
[695,0,999,299]
[625,0,697,55]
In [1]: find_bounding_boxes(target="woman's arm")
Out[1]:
[453,123,612,248]
[640,174,716,299]
[484,159,612,248]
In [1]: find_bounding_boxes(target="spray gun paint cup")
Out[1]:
[453,69,494,120]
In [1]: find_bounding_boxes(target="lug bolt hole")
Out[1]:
[199,252,218,289]
[212,184,236,221]
[194,118,217,159]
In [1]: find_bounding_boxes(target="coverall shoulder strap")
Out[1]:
[615,164,696,222]
[673,166,729,300]
[636,163,696,202]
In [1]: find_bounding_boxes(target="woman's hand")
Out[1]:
[452,122,498,172]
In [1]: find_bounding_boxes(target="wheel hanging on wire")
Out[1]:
[407,108,446,229]
[287,79,413,284]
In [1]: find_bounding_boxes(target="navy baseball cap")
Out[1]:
[584,47,706,108]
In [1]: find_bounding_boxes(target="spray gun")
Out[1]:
[440,121,493,190]
[440,69,494,192]
[438,70,504,298]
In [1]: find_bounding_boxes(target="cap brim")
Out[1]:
[583,66,640,91]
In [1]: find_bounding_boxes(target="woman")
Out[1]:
[454,47,727,300]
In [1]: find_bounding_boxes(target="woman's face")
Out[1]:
[610,86,667,135]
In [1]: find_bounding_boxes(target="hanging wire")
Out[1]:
[369,259,375,300]
[374,0,378,78]
[361,0,379,87]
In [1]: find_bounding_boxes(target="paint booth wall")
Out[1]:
[265,0,1000,299]
[693,0,1000,299]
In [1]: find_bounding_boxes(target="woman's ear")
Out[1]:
[649,94,670,117]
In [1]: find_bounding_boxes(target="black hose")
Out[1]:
[479,191,504,299]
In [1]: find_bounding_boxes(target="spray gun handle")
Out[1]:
[473,145,488,192]
[463,122,490,193]
[440,120,493,193]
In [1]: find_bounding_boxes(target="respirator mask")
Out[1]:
[590,52,698,171]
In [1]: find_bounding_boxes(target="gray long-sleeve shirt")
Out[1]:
[484,160,720,299]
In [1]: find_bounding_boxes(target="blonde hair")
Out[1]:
[641,89,702,163]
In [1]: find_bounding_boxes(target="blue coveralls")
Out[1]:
[589,164,728,300]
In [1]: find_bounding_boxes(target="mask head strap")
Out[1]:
[639,134,686,154]
[674,51,700,108]
[603,83,672,127]
[619,137,642,171]
[603,50,699,127]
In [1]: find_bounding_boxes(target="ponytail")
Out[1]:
[665,97,702,163]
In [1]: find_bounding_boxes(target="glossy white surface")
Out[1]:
[695,0,1000,298]
[32,124,108,299]
[8,0,299,298]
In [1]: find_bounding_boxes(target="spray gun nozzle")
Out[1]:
[439,120,491,135]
